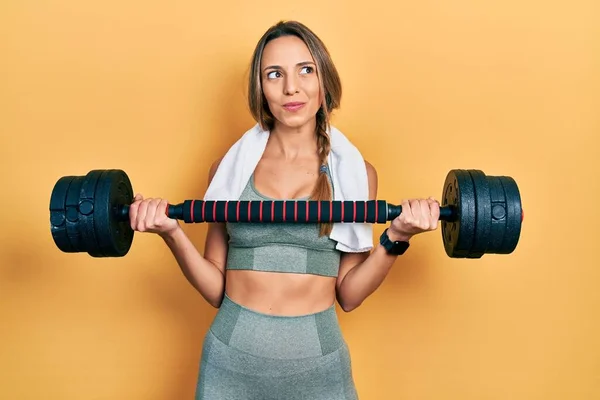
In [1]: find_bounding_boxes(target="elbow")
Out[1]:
[341,304,355,313]
[212,295,226,309]
[204,292,224,309]
[337,289,363,313]
[338,298,362,313]
[341,304,360,313]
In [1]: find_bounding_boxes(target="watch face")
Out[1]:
[392,241,409,252]
[393,242,409,255]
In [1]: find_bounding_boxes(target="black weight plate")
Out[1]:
[455,169,477,258]
[78,170,104,257]
[441,169,476,258]
[93,170,117,257]
[94,169,134,257]
[498,176,522,254]
[107,170,135,256]
[65,176,85,253]
[49,175,76,253]
[467,170,492,258]
[487,176,507,254]
[441,171,459,257]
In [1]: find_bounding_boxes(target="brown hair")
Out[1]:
[247,20,342,236]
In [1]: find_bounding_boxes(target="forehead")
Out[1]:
[261,35,315,67]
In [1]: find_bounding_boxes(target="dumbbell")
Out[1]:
[48,169,523,259]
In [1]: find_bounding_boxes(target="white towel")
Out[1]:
[203,123,374,253]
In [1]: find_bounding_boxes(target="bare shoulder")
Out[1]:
[208,156,224,183]
[364,160,378,200]
[364,160,377,179]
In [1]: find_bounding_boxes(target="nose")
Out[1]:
[284,75,299,95]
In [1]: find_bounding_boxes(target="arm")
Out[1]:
[163,158,228,308]
[161,221,227,308]
[130,158,228,308]
[335,161,439,312]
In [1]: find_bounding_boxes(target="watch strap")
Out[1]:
[380,228,410,255]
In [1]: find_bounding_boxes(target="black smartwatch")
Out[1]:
[379,229,410,255]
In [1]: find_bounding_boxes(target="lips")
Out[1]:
[282,102,306,111]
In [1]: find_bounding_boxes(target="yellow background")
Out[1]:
[1,0,599,399]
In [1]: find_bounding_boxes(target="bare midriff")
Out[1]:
[225,270,337,316]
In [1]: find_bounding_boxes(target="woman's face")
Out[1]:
[260,35,322,130]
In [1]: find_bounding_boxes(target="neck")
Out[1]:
[267,118,319,160]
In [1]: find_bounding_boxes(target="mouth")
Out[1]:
[282,102,306,112]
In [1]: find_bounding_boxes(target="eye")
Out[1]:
[300,66,314,74]
[266,71,281,79]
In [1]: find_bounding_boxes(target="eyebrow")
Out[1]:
[263,61,315,72]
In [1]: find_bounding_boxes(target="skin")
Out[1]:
[129,35,440,315]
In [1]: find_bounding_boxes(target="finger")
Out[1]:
[150,198,164,228]
[129,200,140,230]
[427,197,440,228]
[431,198,440,214]
[403,199,419,228]
[426,198,433,212]
[137,198,150,231]
[410,199,421,220]
[129,194,144,228]
[145,199,158,229]
[418,199,431,228]
[401,199,412,220]
[158,199,169,220]
[428,197,440,207]
[129,207,137,230]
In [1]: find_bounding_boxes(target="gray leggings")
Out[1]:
[195,294,359,400]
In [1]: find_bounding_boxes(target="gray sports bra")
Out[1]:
[225,173,341,277]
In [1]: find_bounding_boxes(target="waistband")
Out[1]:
[209,293,345,359]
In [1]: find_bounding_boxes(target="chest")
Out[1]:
[253,159,320,200]
[225,177,339,252]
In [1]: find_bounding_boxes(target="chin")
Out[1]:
[276,114,318,130]
[282,120,308,129]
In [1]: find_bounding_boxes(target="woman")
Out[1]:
[129,20,440,400]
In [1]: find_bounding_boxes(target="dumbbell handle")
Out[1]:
[117,200,456,224]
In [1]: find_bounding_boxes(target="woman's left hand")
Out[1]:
[388,197,441,242]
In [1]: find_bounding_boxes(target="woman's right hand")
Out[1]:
[128,194,180,238]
